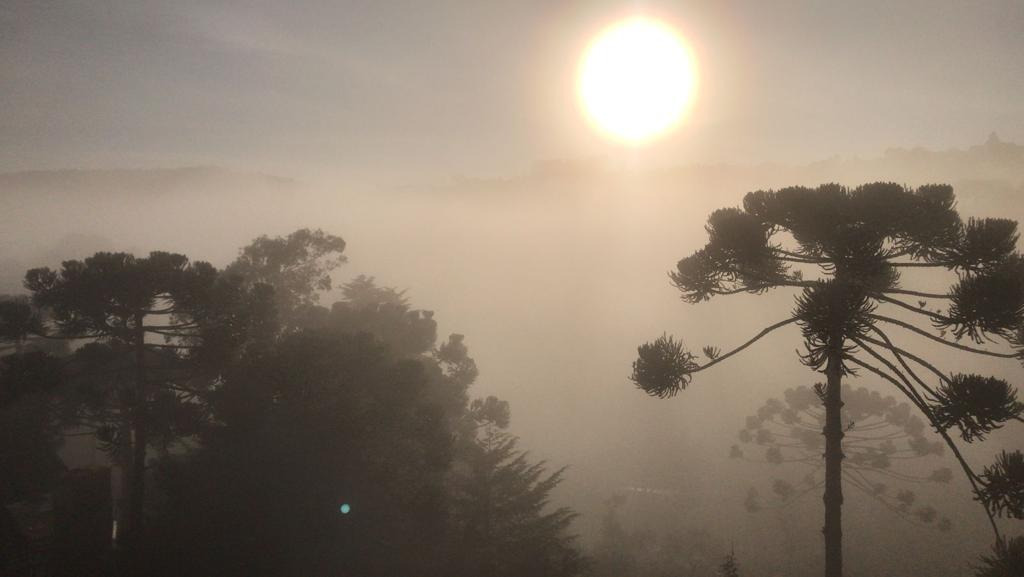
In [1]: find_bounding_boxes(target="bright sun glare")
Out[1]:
[578,18,698,144]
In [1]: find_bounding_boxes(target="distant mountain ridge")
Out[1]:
[412,134,1024,200]
[801,132,1024,185]
[2,135,1022,199]
[0,166,296,196]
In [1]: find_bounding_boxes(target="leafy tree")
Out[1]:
[2,232,586,576]
[0,229,341,556]
[448,395,584,577]
[733,383,954,530]
[224,228,346,327]
[330,275,439,358]
[631,183,1024,577]
[8,251,258,552]
[146,274,582,576]
[149,328,457,577]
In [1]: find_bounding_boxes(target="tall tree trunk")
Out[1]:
[823,345,845,577]
[113,424,131,549]
[126,315,148,556]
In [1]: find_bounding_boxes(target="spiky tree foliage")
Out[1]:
[932,376,1024,442]
[632,335,699,398]
[733,384,954,531]
[975,536,1024,577]
[978,451,1024,519]
[449,395,584,577]
[631,183,1024,577]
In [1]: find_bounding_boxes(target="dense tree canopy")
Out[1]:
[149,328,457,576]
[139,258,581,577]
[224,228,346,327]
[1,230,586,576]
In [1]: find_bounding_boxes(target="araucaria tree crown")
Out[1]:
[630,183,1024,577]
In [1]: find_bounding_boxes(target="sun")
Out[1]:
[578,18,698,144]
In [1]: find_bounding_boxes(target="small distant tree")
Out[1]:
[591,492,724,577]
[718,550,741,577]
[631,183,1024,577]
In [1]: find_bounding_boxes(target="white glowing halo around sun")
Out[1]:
[578,18,698,144]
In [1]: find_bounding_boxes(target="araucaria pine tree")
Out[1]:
[630,183,1024,577]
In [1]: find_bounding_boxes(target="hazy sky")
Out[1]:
[3,0,1023,183]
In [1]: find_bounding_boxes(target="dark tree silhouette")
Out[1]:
[0,230,348,561]
[3,251,276,561]
[734,384,954,531]
[449,395,584,577]
[631,183,1024,577]
[0,296,42,356]
[19,252,217,552]
[0,296,68,357]
[151,329,458,576]
[145,274,583,577]
[224,228,346,327]
[0,351,65,495]
[975,536,1024,577]
[3,232,586,576]
[143,275,454,576]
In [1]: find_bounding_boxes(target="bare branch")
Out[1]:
[148,329,201,338]
[849,341,930,414]
[144,323,200,330]
[859,332,950,387]
[869,314,1019,359]
[888,261,950,268]
[772,247,828,263]
[845,355,1001,541]
[863,328,946,398]
[691,317,800,374]
[874,293,954,325]
[880,288,951,300]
